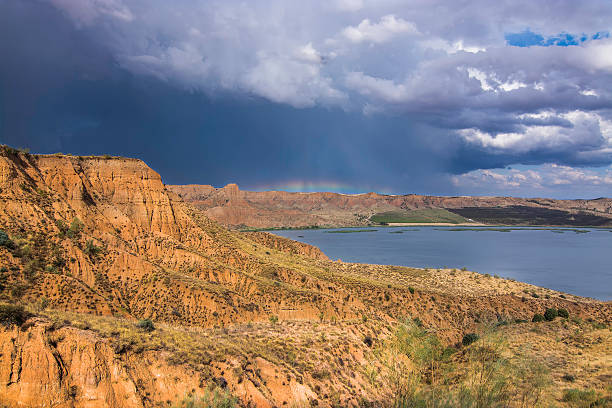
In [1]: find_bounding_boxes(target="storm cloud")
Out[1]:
[1,0,612,198]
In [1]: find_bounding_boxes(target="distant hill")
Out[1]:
[168,184,612,229]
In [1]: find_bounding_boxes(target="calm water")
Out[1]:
[272,227,612,301]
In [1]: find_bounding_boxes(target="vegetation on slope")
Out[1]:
[448,206,612,226]
[5,304,611,407]
[370,209,469,224]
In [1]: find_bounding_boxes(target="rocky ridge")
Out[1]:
[168,183,612,228]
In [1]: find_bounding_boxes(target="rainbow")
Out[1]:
[250,180,394,195]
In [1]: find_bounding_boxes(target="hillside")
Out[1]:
[168,184,612,229]
[0,147,610,407]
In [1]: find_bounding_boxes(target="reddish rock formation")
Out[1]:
[168,183,612,229]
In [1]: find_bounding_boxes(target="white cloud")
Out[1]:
[421,38,486,54]
[459,111,612,155]
[345,72,408,103]
[453,164,612,196]
[295,43,323,64]
[341,15,419,44]
[243,55,345,108]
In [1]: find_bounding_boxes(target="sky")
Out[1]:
[1,0,612,198]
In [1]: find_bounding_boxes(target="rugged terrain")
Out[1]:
[168,184,612,229]
[0,147,610,407]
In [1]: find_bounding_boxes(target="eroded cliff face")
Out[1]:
[168,183,612,228]
[0,318,256,408]
[0,316,386,408]
[0,149,610,407]
[0,152,334,326]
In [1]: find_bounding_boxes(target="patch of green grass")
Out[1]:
[561,388,609,407]
[171,388,238,408]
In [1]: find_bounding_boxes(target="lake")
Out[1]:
[272,226,612,301]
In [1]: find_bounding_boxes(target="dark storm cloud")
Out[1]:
[2,0,612,197]
[0,3,440,192]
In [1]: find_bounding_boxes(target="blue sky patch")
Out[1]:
[506,29,609,47]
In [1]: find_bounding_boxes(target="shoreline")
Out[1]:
[241,223,612,232]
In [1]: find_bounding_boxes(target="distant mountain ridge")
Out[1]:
[168,183,612,229]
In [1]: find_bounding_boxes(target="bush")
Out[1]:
[84,240,102,259]
[544,308,558,321]
[462,332,479,346]
[172,388,238,408]
[408,287,415,294]
[0,304,31,327]
[557,308,569,318]
[269,315,278,324]
[532,313,545,322]
[136,319,155,332]
[66,218,83,239]
[0,230,12,248]
[562,374,576,382]
[562,388,599,404]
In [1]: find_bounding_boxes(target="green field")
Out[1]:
[370,208,468,224]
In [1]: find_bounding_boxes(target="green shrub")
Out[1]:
[84,240,102,259]
[66,218,83,239]
[561,388,605,406]
[269,315,278,324]
[0,304,31,326]
[38,297,50,311]
[557,308,569,318]
[544,308,558,321]
[408,287,415,294]
[172,388,238,408]
[136,319,155,332]
[532,313,545,322]
[462,332,479,346]
[0,230,12,248]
